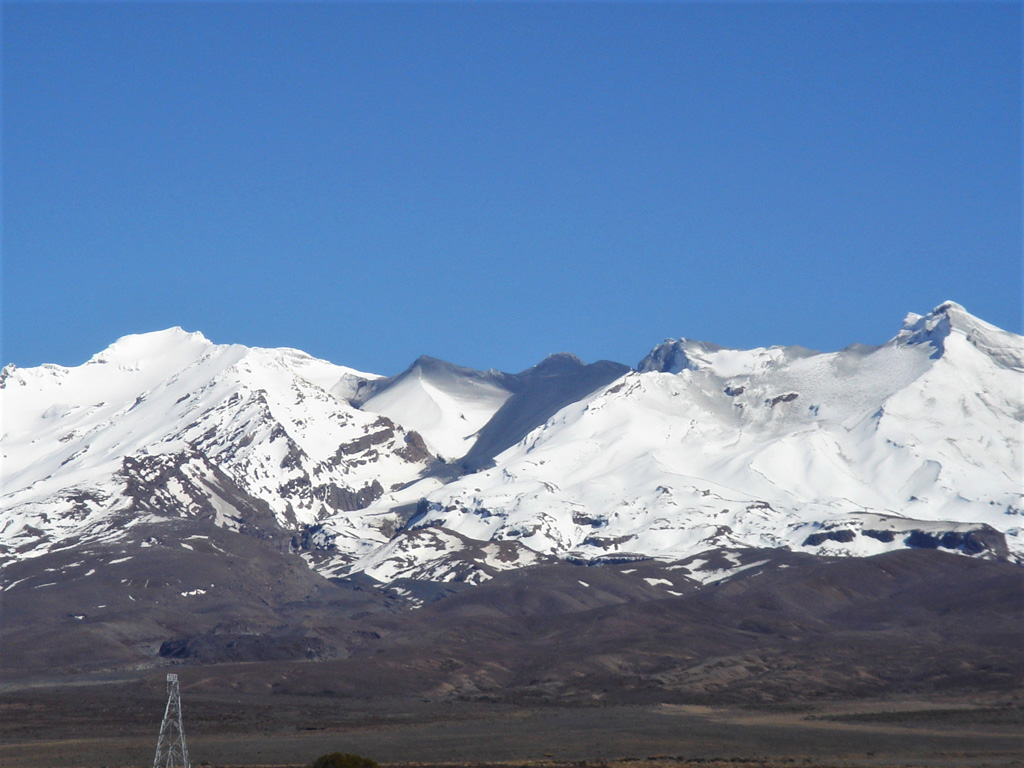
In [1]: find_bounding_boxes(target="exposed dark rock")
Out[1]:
[335,418,396,457]
[291,524,336,552]
[803,529,857,547]
[564,553,652,565]
[121,452,214,518]
[905,527,1008,558]
[279,439,306,470]
[572,512,607,528]
[315,480,384,512]
[636,340,701,373]
[581,534,636,550]
[397,430,431,463]
[0,363,15,387]
[278,475,312,502]
[864,529,896,543]
[396,498,433,534]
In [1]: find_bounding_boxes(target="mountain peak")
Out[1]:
[900,300,978,334]
[897,301,1021,367]
[933,299,967,315]
[544,352,585,365]
[637,339,700,373]
[410,354,447,367]
[400,355,514,388]
[86,327,213,367]
[523,352,586,375]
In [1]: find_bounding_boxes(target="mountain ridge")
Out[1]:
[2,301,1021,592]
[2,301,1023,695]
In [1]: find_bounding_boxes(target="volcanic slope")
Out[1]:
[2,301,1022,593]
[357,356,517,461]
[1,302,1023,694]
[358,301,1023,583]
[0,328,435,572]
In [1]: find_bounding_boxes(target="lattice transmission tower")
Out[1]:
[153,673,191,768]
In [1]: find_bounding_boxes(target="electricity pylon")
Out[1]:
[153,673,190,768]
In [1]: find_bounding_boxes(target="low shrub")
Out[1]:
[312,753,379,768]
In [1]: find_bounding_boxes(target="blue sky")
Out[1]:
[3,2,1020,375]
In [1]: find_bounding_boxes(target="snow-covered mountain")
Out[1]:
[357,356,517,460]
[2,302,1021,593]
[0,329,434,570]
[372,301,1021,583]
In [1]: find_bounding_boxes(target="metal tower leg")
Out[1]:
[153,673,190,768]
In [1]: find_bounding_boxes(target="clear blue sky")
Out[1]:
[3,2,1020,375]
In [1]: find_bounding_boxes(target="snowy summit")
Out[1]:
[1,302,1021,591]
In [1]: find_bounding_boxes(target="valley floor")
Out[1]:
[2,680,1022,768]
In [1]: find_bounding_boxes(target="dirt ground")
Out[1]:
[5,548,1023,768]
[2,683,1022,768]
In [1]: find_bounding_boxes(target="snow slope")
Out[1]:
[1,329,431,567]
[360,357,515,460]
[360,302,1022,579]
[2,302,1021,589]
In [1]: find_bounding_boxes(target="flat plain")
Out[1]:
[2,673,1022,768]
